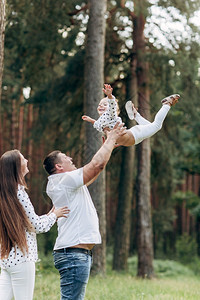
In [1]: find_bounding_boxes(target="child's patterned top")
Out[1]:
[93,97,122,132]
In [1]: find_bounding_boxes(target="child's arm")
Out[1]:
[103,84,114,99]
[103,84,119,119]
[82,115,96,125]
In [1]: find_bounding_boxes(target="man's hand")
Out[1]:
[103,84,113,99]
[82,115,96,124]
[102,135,121,149]
[103,123,127,147]
[83,122,126,185]
[106,122,127,144]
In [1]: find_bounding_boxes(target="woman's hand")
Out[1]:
[48,206,70,219]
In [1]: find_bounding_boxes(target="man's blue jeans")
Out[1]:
[53,248,93,300]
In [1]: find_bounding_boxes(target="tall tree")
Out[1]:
[113,62,137,270]
[3,0,200,261]
[133,0,154,278]
[111,0,154,277]
[0,0,6,153]
[84,0,107,274]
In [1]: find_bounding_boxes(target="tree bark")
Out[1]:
[112,145,135,270]
[133,5,154,278]
[0,0,6,153]
[27,104,33,161]
[11,99,17,149]
[18,90,24,151]
[112,59,137,271]
[84,0,107,274]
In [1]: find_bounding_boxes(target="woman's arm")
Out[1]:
[18,187,69,234]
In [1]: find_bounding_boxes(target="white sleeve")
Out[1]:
[17,186,57,234]
[46,168,85,207]
[58,168,84,188]
[93,116,104,132]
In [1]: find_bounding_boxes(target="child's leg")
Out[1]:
[125,101,150,125]
[128,105,170,145]
[135,112,151,125]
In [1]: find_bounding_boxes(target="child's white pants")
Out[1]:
[0,261,35,300]
[128,105,170,145]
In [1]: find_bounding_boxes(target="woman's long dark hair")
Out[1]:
[0,150,33,259]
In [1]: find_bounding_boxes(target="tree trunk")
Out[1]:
[133,6,154,278]
[112,145,135,270]
[112,56,137,271]
[18,90,24,151]
[0,0,6,153]
[25,103,33,187]
[27,104,33,161]
[84,0,107,274]
[136,141,154,278]
[11,99,17,149]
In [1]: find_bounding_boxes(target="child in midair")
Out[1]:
[82,84,180,147]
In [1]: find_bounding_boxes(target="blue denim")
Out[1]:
[53,249,92,300]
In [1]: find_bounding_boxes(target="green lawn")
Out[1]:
[33,256,200,300]
[34,272,200,300]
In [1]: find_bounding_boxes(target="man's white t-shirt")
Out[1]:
[46,168,101,250]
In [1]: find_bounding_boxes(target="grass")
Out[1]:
[33,255,200,300]
[86,276,200,300]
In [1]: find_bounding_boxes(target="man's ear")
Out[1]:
[55,163,63,171]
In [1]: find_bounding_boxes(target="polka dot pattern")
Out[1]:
[0,185,57,269]
[93,97,122,132]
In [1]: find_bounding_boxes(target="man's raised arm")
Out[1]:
[83,123,126,185]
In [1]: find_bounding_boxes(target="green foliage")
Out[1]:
[153,206,175,235]
[29,48,85,151]
[2,0,200,263]
[37,224,57,255]
[153,258,195,278]
[176,233,198,263]
[127,255,196,278]
[191,205,200,219]
[172,191,200,210]
[186,257,200,276]
[36,252,56,274]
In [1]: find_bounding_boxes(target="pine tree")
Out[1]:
[0,0,6,153]
[84,0,107,275]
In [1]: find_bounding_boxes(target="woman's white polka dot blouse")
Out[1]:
[0,185,56,269]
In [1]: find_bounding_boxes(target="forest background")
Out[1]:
[0,0,200,279]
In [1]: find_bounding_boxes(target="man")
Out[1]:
[43,123,125,300]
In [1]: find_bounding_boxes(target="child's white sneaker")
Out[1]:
[125,101,137,120]
[161,94,180,106]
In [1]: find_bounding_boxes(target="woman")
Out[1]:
[0,150,69,300]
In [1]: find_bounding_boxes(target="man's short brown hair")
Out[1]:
[43,150,61,175]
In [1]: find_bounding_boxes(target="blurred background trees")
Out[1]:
[0,0,200,277]
[0,0,6,153]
